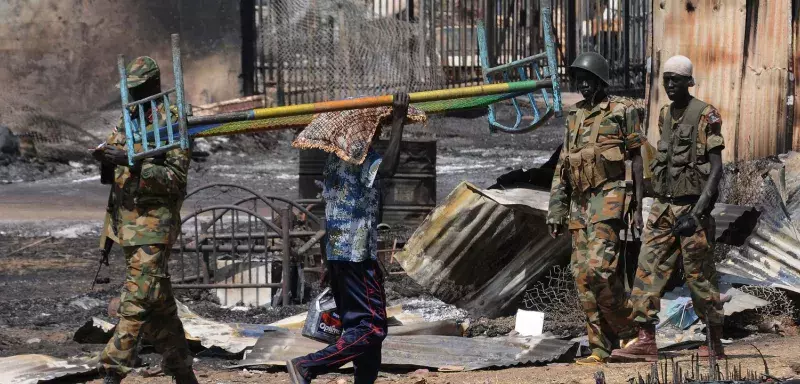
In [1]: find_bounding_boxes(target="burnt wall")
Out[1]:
[0,0,241,114]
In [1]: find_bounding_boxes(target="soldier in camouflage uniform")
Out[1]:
[92,56,198,384]
[612,55,725,362]
[547,52,645,365]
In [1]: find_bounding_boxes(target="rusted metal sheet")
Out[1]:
[397,182,760,318]
[236,329,578,371]
[794,0,800,151]
[395,182,570,318]
[648,1,795,162]
[738,0,793,159]
[647,0,747,163]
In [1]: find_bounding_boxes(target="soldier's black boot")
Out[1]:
[173,370,200,384]
[103,371,123,384]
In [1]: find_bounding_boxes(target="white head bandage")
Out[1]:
[663,55,694,85]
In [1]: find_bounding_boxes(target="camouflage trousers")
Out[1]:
[570,219,635,359]
[100,244,193,376]
[630,200,723,326]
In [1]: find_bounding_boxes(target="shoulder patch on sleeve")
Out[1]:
[706,107,722,125]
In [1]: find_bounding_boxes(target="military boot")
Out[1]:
[609,324,658,362]
[697,325,726,359]
[173,370,199,384]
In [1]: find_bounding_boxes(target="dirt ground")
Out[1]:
[71,336,800,383]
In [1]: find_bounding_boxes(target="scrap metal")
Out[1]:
[395,182,571,318]
[396,182,760,318]
[656,284,769,351]
[175,300,276,354]
[0,354,96,384]
[717,176,800,294]
[236,328,578,371]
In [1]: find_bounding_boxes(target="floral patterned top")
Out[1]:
[322,148,382,262]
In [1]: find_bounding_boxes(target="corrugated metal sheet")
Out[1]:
[0,355,96,384]
[716,175,800,294]
[395,182,758,318]
[794,0,800,150]
[663,285,770,318]
[176,301,277,354]
[236,329,578,371]
[395,182,571,318]
[647,0,747,163]
[739,0,793,159]
[639,198,760,245]
[647,1,795,162]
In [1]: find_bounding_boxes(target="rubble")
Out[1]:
[68,296,105,311]
[0,354,97,384]
[268,304,423,330]
[236,328,579,371]
[465,316,516,337]
[397,298,469,323]
[397,180,761,319]
[716,156,800,293]
[523,265,585,337]
[395,182,571,318]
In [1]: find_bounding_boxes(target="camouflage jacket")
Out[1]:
[547,96,644,229]
[105,103,190,246]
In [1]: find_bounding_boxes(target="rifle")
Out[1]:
[92,189,118,290]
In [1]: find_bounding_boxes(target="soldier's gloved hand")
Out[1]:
[673,214,699,237]
[548,223,564,238]
[93,146,129,167]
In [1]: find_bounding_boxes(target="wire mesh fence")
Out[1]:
[245,0,651,105]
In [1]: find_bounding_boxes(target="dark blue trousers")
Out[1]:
[294,259,388,384]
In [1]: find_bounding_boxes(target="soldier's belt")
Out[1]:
[656,195,700,205]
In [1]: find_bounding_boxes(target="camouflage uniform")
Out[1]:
[547,96,643,359]
[100,57,194,377]
[630,98,725,327]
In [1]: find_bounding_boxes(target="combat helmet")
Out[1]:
[570,52,610,85]
[116,56,160,89]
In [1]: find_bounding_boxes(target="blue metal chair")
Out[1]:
[117,34,189,166]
